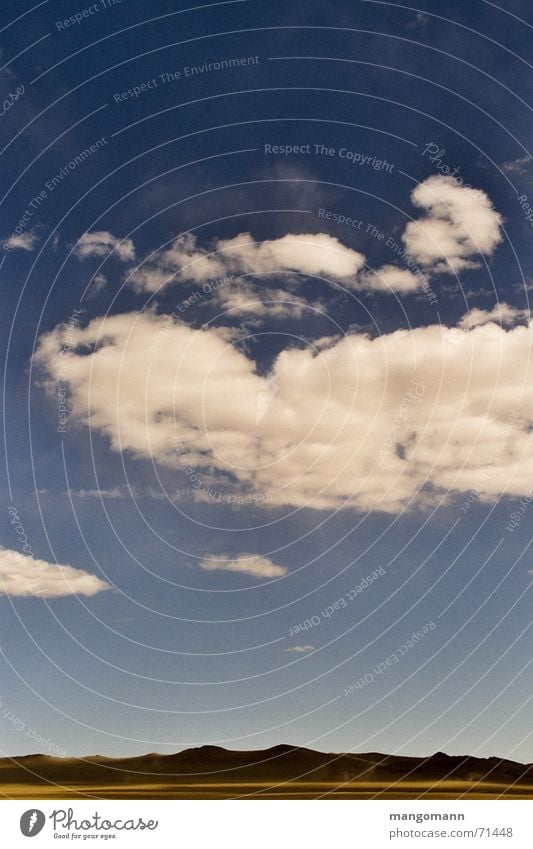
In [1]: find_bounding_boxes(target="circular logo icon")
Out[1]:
[20,810,46,837]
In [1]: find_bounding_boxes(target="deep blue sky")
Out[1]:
[1,0,532,762]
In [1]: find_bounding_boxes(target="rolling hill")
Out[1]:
[1,744,532,799]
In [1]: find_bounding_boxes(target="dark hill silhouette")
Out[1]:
[2,745,532,799]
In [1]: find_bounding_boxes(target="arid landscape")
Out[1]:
[2,745,532,800]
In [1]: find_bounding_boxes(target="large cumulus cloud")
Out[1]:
[34,310,533,513]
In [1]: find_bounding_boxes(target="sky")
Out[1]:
[1,0,532,763]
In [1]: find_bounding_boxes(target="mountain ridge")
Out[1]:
[2,744,532,784]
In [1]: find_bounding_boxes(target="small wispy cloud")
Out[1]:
[407,11,429,29]
[4,230,39,252]
[74,230,135,262]
[458,303,530,330]
[69,486,135,499]
[502,156,531,176]
[199,553,287,579]
[90,272,107,294]
[285,644,315,653]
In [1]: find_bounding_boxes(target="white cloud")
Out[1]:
[69,486,134,499]
[220,232,365,279]
[34,310,533,514]
[403,176,503,273]
[128,232,366,293]
[4,230,39,252]
[502,156,531,176]
[123,176,504,307]
[408,11,430,28]
[458,303,530,329]
[129,234,226,291]
[126,177,503,307]
[0,548,110,598]
[74,231,135,262]
[199,554,287,579]
[91,273,107,293]
[215,282,323,320]
[359,265,424,293]
[285,645,315,652]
